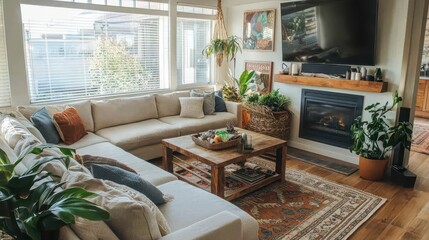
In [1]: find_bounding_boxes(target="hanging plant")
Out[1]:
[202,0,242,67]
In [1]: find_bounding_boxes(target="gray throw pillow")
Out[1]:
[30,107,61,144]
[90,164,166,205]
[190,90,215,115]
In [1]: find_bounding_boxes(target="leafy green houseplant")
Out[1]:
[202,35,242,67]
[0,144,109,240]
[222,70,255,102]
[350,91,413,180]
[243,89,292,140]
[246,89,291,112]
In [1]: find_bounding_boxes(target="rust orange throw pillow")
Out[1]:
[53,107,87,145]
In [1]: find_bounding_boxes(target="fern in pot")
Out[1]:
[350,91,413,180]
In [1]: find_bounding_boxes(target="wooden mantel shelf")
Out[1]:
[275,74,388,93]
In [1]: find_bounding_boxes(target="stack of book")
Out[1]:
[231,168,267,184]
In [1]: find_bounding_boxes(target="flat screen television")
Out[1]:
[281,0,378,65]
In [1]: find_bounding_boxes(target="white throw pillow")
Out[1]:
[61,171,170,240]
[179,97,205,119]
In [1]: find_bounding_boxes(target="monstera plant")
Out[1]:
[0,144,109,240]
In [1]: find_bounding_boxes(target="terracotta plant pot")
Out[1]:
[359,156,388,181]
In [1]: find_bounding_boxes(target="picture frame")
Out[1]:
[245,61,273,93]
[243,9,276,51]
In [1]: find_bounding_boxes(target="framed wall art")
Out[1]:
[243,9,276,51]
[245,61,273,93]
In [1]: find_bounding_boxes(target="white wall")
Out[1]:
[225,0,410,164]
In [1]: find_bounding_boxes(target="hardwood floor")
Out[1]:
[152,149,429,239]
[285,150,429,240]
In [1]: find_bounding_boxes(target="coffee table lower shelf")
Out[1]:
[172,155,280,201]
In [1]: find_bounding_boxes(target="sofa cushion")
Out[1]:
[80,154,138,174]
[15,112,47,143]
[96,119,179,151]
[53,107,87,145]
[91,95,158,131]
[59,132,107,149]
[179,97,204,119]
[62,171,165,240]
[190,90,215,115]
[76,142,177,186]
[214,90,227,112]
[70,217,119,240]
[158,180,259,240]
[155,91,190,118]
[91,164,167,205]
[17,100,94,132]
[31,107,61,144]
[159,112,236,135]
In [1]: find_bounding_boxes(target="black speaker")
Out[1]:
[301,63,351,76]
[392,107,410,166]
[391,107,416,188]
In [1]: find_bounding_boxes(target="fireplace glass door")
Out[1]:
[300,89,364,148]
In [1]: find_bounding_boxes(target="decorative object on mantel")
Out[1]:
[0,144,109,240]
[275,74,388,93]
[202,0,242,69]
[243,9,276,51]
[350,91,413,181]
[244,61,273,93]
[375,67,383,82]
[244,89,292,140]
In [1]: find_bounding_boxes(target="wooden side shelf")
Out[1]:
[275,74,388,93]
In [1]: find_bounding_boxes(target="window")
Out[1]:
[22,4,169,103]
[177,18,212,85]
[0,0,11,107]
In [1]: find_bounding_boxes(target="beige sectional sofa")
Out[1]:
[17,91,242,160]
[2,90,257,240]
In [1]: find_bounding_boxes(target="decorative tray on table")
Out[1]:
[192,128,241,151]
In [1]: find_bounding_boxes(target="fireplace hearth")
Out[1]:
[299,89,364,149]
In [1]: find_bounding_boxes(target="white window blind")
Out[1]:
[177,18,212,85]
[21,4,169,103]
[51,0,169,10]
[0,0,11,107]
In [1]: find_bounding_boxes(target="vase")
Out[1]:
[359,156,388,181]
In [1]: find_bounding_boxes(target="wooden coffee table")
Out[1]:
[161,128,287,201]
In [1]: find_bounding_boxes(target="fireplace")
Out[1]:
[299,89,364,149]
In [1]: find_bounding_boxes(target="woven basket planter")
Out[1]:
[243,103,292,140]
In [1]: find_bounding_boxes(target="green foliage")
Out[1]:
[350,91,413,160]
[245,89,291,112]
[233,70,255,97]
[89,37,151,94]
[0,144,109,240]
[202,36,242,66]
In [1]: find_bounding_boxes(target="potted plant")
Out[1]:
[244,89,292,140]
[202,35,242,67]
[350,91,413,181]
[222,70,255,102]
[0,144,109,240]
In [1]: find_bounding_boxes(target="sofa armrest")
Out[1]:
[159,211,242,240]
[225,101,242,128]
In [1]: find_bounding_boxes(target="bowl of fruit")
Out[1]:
[192,125,241,150]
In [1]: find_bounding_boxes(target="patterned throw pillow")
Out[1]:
[190,90,215,115]
[90,164,167,205]
[30,107,61,144]
[179,97,205,118]
[53,107,87,145]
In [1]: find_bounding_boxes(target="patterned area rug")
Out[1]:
[233,168,386,240]
[412,121,429,154]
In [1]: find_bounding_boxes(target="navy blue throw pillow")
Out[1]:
[90,164,166,205]
[215,90,227,112]
[30,107,61,144]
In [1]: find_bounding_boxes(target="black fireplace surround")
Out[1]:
[299,89,364,149]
